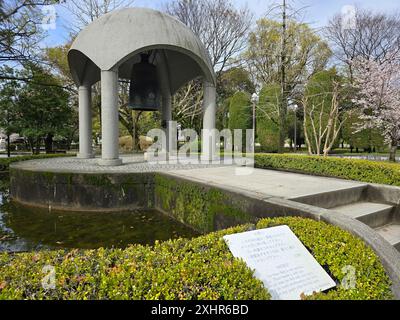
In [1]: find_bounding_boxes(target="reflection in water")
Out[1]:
[0,177,198,252]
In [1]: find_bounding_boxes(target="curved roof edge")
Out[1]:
[68,7,216,89]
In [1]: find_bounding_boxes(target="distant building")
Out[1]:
[0,131,24,151]
[0,131,5,151]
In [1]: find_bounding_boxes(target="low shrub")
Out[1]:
[119,135,132,152]
[0,217,392,300]
[119,135,153,152]
[0,154,74,172]
[0,224,268,300]
[255,153,400,186]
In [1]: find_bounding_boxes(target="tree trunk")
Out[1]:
[132,112,142,152]
[131,127,138,152]
[45,134,54,154]
[28,138,34,155]
[65,138,72,151]
[303,113,313,156]
[35,139,41,155]
[7,134,11,158]
[389,140,397,162]
[278,0,288,154]
[278,114,287,153]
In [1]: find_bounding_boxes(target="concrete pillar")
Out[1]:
[202,80,217,161]
[162,93,172,153]
[77,84,94,159]
[158,50,175,158]
[98,69,122,166]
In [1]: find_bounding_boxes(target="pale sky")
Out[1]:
[43,0,400,47]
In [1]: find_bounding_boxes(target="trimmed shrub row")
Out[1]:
[255,153,400,186]
[0,217,392,300]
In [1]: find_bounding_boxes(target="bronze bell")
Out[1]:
[129,53,160,111]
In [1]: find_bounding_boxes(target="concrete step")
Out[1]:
[290,185,366,209]
[332,202,394,229]
[376,224,400,251]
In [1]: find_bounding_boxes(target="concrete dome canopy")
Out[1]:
[71,7,217,166]
[68,7,216,93]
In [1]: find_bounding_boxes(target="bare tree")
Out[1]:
[165,0,252,128]
[172,81,203,130]
[303,81,350,156]
[166,0,252,75]
[62,0,135,33]
[246,0,331,153]
[325,7,400,80]
[279,0,288,153]
[246,18,331,152]
[0,0,56,78]
[118,81,141,151]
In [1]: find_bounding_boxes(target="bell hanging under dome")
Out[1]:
[129,53,160,111]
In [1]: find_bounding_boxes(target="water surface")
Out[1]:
[0,176,198,252]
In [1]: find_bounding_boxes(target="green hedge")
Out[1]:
[0,154,74,172]
[0,217,392,300]
[255,153,400,186]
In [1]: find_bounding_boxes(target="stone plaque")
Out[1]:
[223,225,336,300]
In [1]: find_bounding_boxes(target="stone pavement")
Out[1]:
[167,166,366,200]
[11,154,228,173]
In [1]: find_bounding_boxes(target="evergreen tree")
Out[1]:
[256,84,281,152]
[15,64,74,154]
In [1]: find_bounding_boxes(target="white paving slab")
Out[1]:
[167,166,366,199]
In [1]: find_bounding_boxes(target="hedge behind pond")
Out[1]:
[0,217,392,300]
[255,153,400,186]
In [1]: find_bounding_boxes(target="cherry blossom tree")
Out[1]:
[352,54,400,162]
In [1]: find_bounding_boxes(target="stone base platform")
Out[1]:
[10,154,228,174]
[8,155,229,213]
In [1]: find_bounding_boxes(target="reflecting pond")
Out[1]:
[0,175,198,252]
